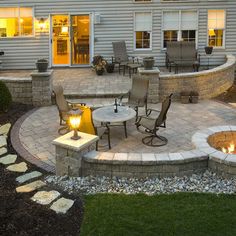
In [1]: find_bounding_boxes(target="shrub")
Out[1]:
[0,81,12,112]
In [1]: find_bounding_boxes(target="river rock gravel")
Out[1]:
[45,171,236,195]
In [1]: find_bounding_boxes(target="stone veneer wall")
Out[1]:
[0,77,32,104]
[159,54,236,101]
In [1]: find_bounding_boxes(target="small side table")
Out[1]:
[127,63,141,78]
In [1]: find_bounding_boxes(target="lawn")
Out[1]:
[80,193,236,236]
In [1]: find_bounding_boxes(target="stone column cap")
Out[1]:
[30,69,54,77]
[138,67,160,74]
[52,131,99,151]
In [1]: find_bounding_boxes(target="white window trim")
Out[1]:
[207,9,226,49]
[133,11,153,51]
[0,6,35,39]
[161,9,198,50]
[133,0,152,3]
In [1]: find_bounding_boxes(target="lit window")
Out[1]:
[134,12,152,49]
[0,7,33,37]
[162,10,198,48]
[208,10,225,47]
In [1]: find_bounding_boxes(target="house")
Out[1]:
[0,0,235,69]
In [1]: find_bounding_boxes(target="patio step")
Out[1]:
[64,92,125,99]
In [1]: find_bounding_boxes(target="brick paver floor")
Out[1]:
[19,100,236,168]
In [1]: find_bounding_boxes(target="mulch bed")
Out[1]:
[215,83,236,103]
[0,103,83,236]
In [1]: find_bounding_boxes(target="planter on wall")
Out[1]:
[205,46,213,55]
[143,57,155,70]
[36,59,49,72]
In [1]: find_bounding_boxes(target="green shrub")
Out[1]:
[0,81,12,112]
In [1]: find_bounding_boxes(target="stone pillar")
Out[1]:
[138,67,160,103]
[31,70,53,106]
[52,131,99,177]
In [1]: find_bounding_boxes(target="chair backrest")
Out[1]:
[155,94,173,129]
[112,41,129,62]
[52,85,70,112]
[166,42,181,61]
[181,41,197,60]
[129,75,149,105]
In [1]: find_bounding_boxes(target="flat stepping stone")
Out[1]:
[50,197,74,214]
[31,190,61,205]
[6,162,28,173]
[0,136,7,148]
[16,171,43,184]
[0,147,7,156]
[16,180,46,193]
[0,123,11,135]
[0,154,17,165]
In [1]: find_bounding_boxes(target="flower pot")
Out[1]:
[106,63,114,73]
[180,95,190,104]
[143,57,155,70]
[191,96,199,104]
[36,60,48,72]
[205,46,213,55]
[96,68,104,76]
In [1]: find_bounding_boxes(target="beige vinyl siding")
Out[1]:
[0,0,235,69]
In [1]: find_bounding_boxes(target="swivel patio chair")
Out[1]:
[119,75,149,120]
[112,41,140,75]
[53,85,96,136]
[135,93,173,147]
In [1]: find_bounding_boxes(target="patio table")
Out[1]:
[92,105,136,138]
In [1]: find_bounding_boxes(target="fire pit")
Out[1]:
[208,131,236,154]
[192,126,236,178]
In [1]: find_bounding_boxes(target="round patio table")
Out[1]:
[92,105,136,138]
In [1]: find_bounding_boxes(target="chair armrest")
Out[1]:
[146,108,160,116]
[68,101,86,109]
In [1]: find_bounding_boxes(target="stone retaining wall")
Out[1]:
[0,77,32,104]
[159,54,236,101]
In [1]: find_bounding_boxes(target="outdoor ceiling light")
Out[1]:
[68,109,82,140]
[38,18,46,31]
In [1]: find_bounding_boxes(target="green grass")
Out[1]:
[80,193,236,236]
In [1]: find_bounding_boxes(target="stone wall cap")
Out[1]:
[0,77,31,82]
[30,69,54,77]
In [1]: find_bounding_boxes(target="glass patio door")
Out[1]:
[71,15,90,65]
[52,15,70,66]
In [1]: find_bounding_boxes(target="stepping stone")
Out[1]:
[0,147,7,156]
[0,154,17,165]
[16,171,43,184]
[6,162,28,173]
[31,190,61,205]
[50,197,74,214]
[16,180,46,193]
[0,136,7,148]
[0,123,11,135]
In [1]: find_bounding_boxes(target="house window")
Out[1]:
[162,10,198,48]
[0,7,33,37]
[208,10,225,47]
[134,12,152,49]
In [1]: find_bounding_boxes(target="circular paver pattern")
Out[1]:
[12,100,236,172]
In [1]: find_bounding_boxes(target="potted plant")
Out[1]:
[180,90,191,104]
[36,58,48,72]
[106,63,115,73]
[92,55,107,75]
[143,57,155,70]
[0,81,12,112]
[205,46,213,55]
[190,90,199,104]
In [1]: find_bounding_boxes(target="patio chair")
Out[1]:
[52,85,94,135]
[112,41,139,75]
[119,75,149,120]
[135,93,173,147]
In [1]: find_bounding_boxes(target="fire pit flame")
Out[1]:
[222,143,235,154]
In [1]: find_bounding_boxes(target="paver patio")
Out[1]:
[18,100,236,169]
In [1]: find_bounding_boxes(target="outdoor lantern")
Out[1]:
[68,109,83,140]
[38,18,46,31]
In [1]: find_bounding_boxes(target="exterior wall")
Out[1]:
[0,0,236,69]
[159,54,236,100]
